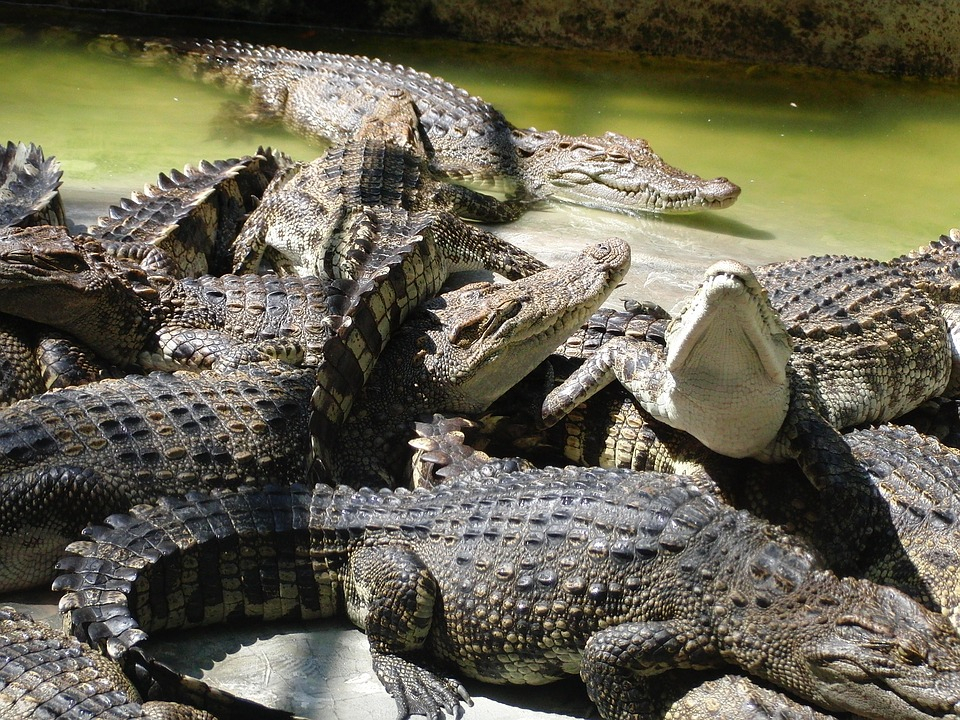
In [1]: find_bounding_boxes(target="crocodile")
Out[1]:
[55,465,960,720]
[423,400,960,624]
[0,233,619,590]
[0,225,321,372]
[0,140,65,229]
[326,238,630,487]
[0,363,316,593]
[231,88,546,280]
[542,239,960,487]
[88,149,289,278]
[99,35,741,215]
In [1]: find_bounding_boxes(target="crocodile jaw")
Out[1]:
[657,261,792,458]
[804,581,960,720]
[514,129,741,214]
[435,238,631,410]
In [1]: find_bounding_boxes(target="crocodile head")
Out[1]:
[513,129,741,214]
[650,260,792,458]
[803,579,960,720]
[337,239,630,486]
[0,227,156,364]
[414,238,631,412]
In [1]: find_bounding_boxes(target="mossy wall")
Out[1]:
[8,0,958,77]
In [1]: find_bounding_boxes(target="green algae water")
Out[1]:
[1,24,959,307]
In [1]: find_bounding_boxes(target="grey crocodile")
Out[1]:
[326,238,630,486]
[232,88,545,280]
[0,363,315,593]
[56,465,960,720]
[0,140,65,229]
[542,239,960,487]
[88,149,288,278]
[99,35,741,215]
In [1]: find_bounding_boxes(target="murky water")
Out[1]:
[3,25,960,308]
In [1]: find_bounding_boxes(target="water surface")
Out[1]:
[2,25,959,309]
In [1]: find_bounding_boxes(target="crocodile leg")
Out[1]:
[582,620,723,720]
[427,212,547,279]
[36,332,119,389]
[142,325,306,372]
[348,544,473,719]
[430,181,528,222]
[541,336,666,429]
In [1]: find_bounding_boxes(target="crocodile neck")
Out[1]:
[654,260,792,458]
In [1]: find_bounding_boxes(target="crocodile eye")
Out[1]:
[895,641,927,666]
[497,298,522,322]
[448,314,485,347]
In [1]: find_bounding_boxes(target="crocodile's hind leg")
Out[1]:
[346,544,473,720]
[431,212,547,280]
[581,619,722,720]
[142,326,305,372]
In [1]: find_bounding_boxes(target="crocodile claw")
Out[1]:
[373,653,473,720]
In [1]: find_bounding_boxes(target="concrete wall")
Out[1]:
[10,0,960,77]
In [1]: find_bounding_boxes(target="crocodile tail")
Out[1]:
[308,227,447,480]
[90,35,327,101]
[55,484,329,660]
[126,646,299,720]
[0,140,65,228]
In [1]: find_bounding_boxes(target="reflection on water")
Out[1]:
[1,24,959,308]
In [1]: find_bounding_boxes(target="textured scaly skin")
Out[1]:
[0,364,315,593]
[542,241,960,486]
[482,339,960,628]
[0,141,65,229]
[0,226,337,372]
[329,238,630,486]
[0,606,293,719]
[0,606,214,719]
[89,149,289,278]
[98,36,741,215]
[55,470,960,720]
[231,89,545,281]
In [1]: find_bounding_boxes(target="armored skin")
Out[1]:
[101,35,741,215]
[56,467,960,720]
[543,239,960,488]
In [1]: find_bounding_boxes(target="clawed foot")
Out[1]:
[373,653,473,720]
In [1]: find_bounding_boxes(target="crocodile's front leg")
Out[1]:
[347,544,473,720]
[581,619,723,720]
[429,181,528,223]
[143,326,305,372]
[541,336,668,428]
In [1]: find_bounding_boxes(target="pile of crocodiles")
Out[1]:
[4,32,960,720]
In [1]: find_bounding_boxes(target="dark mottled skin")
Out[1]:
[57,468,960,720]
